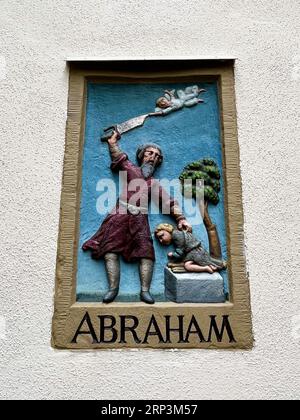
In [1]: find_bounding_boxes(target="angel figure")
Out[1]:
[155,85,206,115]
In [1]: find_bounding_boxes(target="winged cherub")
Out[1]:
[155,85,206,115]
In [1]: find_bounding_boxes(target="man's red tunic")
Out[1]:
[82,153,183,262]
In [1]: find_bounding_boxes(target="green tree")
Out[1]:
[179,158,222,259]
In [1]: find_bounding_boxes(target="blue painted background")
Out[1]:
[77,81,228,301]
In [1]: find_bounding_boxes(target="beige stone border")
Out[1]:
[52,60,253,349]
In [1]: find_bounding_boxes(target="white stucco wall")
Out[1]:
[0,0,299,400]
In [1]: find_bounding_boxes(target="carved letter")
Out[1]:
[143,315,165,344]
[119,316,141,344]
[184,315,206,343]
[98,315,118,343]
[71,312,98,344]
[164,315,185,343]
[207,315,236,343]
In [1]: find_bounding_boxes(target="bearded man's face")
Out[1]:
[141,147,161,179]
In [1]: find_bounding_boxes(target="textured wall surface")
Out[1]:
[0,0,299,400]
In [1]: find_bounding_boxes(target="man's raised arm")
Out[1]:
[107,131,123,161]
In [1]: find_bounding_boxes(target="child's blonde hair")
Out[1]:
[154,223,175,236]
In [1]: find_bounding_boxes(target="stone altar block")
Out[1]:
[164,267,226,303]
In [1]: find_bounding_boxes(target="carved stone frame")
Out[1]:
[52,59,253,349]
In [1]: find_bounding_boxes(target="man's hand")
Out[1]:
[107,130,121,145]
[177,219,192,232]
[168,252,173,258]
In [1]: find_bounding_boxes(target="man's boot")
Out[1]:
[139,258,155,304]
[103,253,120,303]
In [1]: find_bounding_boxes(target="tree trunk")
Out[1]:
[200,201,222,259]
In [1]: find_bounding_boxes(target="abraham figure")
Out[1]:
[82,131,191,304]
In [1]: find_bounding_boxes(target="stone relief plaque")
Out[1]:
[52,60,253,349]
